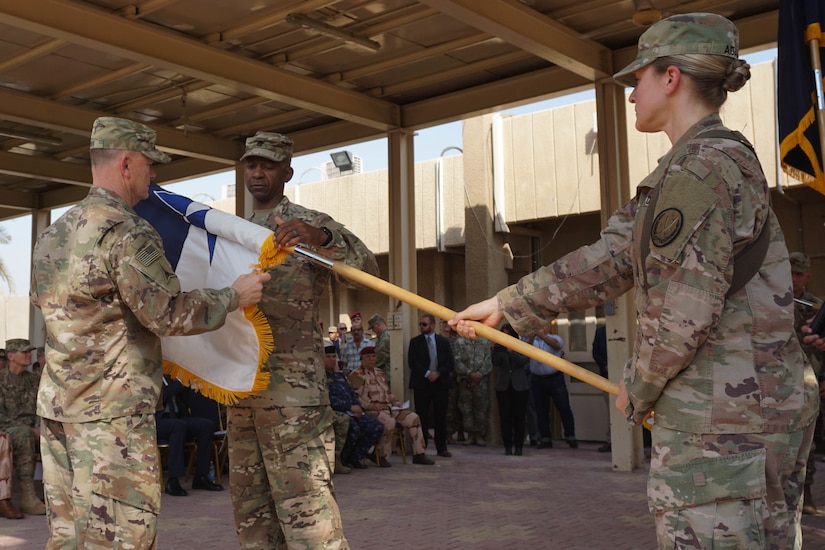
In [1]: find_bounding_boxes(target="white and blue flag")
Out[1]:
[135,183,273,404]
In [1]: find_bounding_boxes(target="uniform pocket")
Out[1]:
[648,448,767,513]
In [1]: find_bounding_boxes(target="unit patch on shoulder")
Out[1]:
[651,208,683,248]
[135,244,162,266]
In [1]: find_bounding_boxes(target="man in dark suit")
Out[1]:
[408,314,454,458]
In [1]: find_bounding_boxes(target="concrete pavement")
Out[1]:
[3,442,825,549]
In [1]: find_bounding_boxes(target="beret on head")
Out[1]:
[359,345,376,356]
[324,344,336,354]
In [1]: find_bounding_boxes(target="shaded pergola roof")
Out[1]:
[0,0,779,222]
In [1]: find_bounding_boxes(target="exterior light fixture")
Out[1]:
[329,150,354,172]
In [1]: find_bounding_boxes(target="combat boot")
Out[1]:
[803,485,817,515]
[461,432,475,446]
[335,455,352,474]
[475,434,487,447]
[20,481,46,515]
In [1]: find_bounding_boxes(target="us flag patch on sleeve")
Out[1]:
[135,244,162,266]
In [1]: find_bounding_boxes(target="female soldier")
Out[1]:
[451,13,818,549]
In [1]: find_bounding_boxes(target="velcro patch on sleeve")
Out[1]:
[135,244,162,266]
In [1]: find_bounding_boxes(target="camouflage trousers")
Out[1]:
[0,433,11,500]
[457,376,490,436]
[41,415,161,550]
[331,411,350,459]
[649,422,815,550]
[227,405,348,550]
[4,423,37,481]
[371,409,426,458]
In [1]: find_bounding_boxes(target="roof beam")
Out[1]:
[0,151,90,186]
[403,66,590,129]
[0,88,239,163]
[0,0,400,131]
[419,0,612,80]
[0,188,39,210]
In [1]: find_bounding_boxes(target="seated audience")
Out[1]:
[156,375,223,496]
[324,345,383,471]
[348,347,434,466]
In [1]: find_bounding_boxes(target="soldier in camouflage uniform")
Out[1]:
[230,131,378,550]
[368,314,392,384]
[452,335,492,446]
[0,339,43,516]
[30,117,268,549]
[348,347,435,465]
[452,13,819,549]
[0,432,23,519]
[789,252,825,514]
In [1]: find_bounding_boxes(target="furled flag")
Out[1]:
[778,0,825,196]
[135,183,278,404]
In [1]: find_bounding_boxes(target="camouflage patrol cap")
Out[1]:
[789,252,811,273]
[614,13,739,87]
[5,338,35,353]
[89,117,172,163]
[240,132,293,163]
[368,314,383,330]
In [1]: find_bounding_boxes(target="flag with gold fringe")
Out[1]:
[135,183,277,404]
[778,0,825,196]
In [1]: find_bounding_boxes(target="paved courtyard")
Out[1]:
[3,442,825,549]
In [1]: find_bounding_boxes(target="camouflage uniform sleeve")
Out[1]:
[347,371,371,410]
[311,213,379,287]
[496,199,637,338]
[374,332,390,370]
[107,220,239,336]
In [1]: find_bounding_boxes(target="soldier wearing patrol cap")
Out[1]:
[229,131,378,549]
[0,338,45,515]
[30,116,268,548]
[452,13,818,549]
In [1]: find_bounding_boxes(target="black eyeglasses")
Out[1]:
[419,322,431,326]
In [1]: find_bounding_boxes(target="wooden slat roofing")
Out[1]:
[0,0,779,221]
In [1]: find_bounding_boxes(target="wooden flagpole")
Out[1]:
[293,246,619,396]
